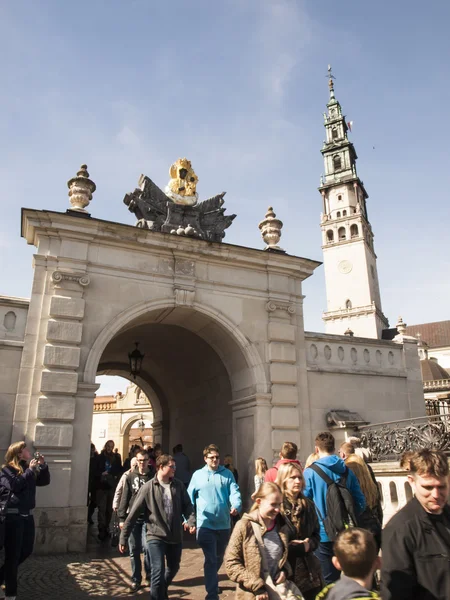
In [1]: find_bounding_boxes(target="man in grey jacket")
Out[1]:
[119,453,196,600]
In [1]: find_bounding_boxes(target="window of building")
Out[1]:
[336,211,341,218]
[345,299,352,309]
[350,224,358,238]
[343,210,347,217]
[326,230,334,242]
[3,311,16,331]
[338,227,346,241]
[331,127,338,140]
[337,195,342,201]
[333,155,342,170]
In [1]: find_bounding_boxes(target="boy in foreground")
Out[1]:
[316,528,380,599]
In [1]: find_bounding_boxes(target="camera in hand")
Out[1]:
[34,452,42,460]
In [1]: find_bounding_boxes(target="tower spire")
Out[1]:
[318,69,389,339]
[327,64,335,99]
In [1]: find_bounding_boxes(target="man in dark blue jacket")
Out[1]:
[304,432,365,584]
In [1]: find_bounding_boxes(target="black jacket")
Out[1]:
[281,497,323,593]
[95,450,122,489]
[118,468,155,521]
[119,477,195,546]
[0,463,50,513]
[381,496,450,600]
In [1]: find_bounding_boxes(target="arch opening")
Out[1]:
[85,303,263,499]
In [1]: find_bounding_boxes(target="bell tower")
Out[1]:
[319,67,388,339]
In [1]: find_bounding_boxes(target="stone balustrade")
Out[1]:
[93,402,116,412]
[371,462,413,524]
[305,331,404,375]
[424,379,450,391]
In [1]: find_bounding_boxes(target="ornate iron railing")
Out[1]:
[355,402,450,461]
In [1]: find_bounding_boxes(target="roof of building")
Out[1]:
[383,320,450,348]
[94,395,116,404]
[420,359,450,382]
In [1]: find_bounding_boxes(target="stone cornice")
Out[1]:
[21,208,321,281]
[0,295,30,309]
[305,331,400,348]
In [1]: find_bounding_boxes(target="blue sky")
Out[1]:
[1,1,449,396]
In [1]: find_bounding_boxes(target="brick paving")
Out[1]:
[12,528,236,600]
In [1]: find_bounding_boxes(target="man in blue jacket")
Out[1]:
[188,444,242,600]
[304,432,366,585]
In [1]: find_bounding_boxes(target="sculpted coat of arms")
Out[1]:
[124,158,236,242]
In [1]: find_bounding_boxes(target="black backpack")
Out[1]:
[309,463,358,541]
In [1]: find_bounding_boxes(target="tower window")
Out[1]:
[336,211,341,218]
[338,227,346,241]
[333,155,342,170]
[337,195,342,201]
[350,224,358,238]
[326,230,334,242]
[345,299,352,309]
[331,127,338,140]
[343,210,347,216]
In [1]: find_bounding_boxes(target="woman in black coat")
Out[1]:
[0,441,50,598]
[276,462,324,600]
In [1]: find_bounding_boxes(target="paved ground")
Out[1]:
[11,526,236,600]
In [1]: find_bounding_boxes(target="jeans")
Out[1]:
[197,528,230,600]
[314,541,340,584]
[147,539,183,600]
[0,514,35,596]
[128,519,151,584]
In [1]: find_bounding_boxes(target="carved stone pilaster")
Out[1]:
[52,270,90,287]
[266,300,295,314]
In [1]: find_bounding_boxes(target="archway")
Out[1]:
[85,302,264,497]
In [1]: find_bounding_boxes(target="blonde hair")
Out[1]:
[3,441,27,474]
[275,462,307,511]
[255,457,268,478]
[250,482,282,511]
[345,454,378,509]
[305,453,319,468]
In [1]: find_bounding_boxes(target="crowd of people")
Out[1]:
[0,433,449,600]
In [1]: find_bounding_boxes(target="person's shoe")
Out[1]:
[217,588,223,595]
[130,582,141,592]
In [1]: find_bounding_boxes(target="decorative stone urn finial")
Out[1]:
[258,206,284,252]
[67,164,96,213]
[396,316,407,335]
[344,328,354,337]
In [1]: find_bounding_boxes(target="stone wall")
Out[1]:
[304,331,424,452]
[0,296,29,455]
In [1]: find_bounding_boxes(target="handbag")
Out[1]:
[250,521,304,600]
